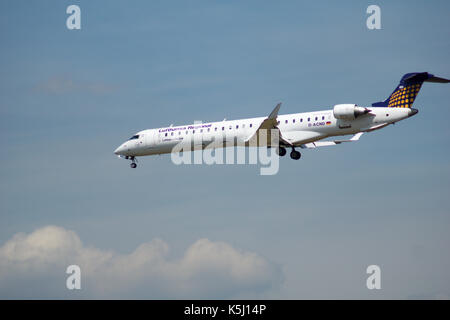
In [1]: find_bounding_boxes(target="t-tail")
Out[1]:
[372,72,449,109]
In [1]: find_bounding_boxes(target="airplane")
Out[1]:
[114,72,449,168]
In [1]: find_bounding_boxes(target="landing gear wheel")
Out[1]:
[290,150,301,160]
[276,147,287,157]
[128,156,138,168]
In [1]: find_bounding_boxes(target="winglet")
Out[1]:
[268,103,282,120]
[349,132,363,141]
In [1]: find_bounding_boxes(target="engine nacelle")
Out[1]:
[333,104,370,120]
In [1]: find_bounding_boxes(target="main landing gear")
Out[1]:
[275,146,287,157]
[290,148,301,160]
[276,146,301,160]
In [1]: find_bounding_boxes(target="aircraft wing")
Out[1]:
[244,103,364,148]
[244,103,293,146]
[300,133,364,149]
[282,131,325,146]
[361,123,389,132]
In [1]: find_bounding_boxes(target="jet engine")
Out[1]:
[333,104,370,120]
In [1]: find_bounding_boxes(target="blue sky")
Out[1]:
[0,0,449,298]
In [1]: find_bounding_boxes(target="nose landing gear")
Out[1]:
[126,156,137,168]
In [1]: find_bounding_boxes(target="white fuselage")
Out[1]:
[114,106,416,157]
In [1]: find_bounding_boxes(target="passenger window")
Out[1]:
[171,132,174,136]
[285,120,288,124]
[236,125,239,129]
[222,127,225,131]
[322,116,325,120]
[215,127,217,131]
[307,118,310,121]
[165,133,168,137]
[250,124,253,127]
[293,119,295,123]
[315,117,318,121]
[300,118,303,122]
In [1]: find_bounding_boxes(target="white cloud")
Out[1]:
[0,226,282,299]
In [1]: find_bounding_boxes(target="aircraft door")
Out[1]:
[146,131,156,146]
[157,131,162,144]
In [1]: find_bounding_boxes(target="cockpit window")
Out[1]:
[129,135,139,140]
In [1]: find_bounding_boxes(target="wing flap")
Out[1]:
[282,131,325,145]
[300,133,363,149]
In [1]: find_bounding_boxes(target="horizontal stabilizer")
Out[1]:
[425,76,450,83]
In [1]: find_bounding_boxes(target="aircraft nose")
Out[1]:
[114,144,125,155]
